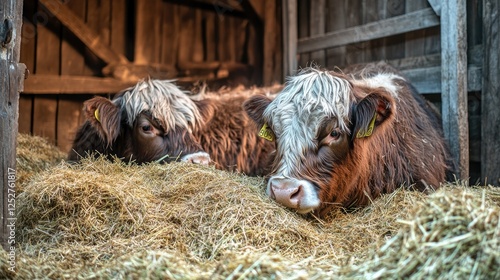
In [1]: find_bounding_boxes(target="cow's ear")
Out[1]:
[83,96,122,144]
[243,95,272,125]
[352,91,394,139]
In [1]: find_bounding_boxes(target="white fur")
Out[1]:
[115,79,202,132]
[351,72,404,98]
[264,68,353,176]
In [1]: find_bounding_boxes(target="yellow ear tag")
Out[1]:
[94,108,101,123]
[258,123,275,142]
[356,112,377,138]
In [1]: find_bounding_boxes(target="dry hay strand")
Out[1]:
[16,133,67,190]
[340,184,500,279]
[9,153,500,279]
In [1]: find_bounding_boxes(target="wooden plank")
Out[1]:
[345,0,364,64]
[440,0,469,180]
[163,0,247,18]
[405,0,431,57]
[1,0,25,251]
[297,7,440,53]
[263,0,281,85]
[178,6,198,63]
[134,0,162,64]
[402,66,481,94]
[23,75,135,94]
[325,0,346,67]
[481,0,500,185]
[161,2,180,65]
[57,0,88,153]
[309,0,325,65]
[427,0,441,16]
[203,11,217,62]
[297,0,309,67]
[33,2,61,145]
[110,0,127,57]
[282,0,297,78]
[18,0,37,134]
[38,0,127,65]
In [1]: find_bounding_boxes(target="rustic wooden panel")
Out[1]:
[134,0,162,64]
[441,0,469,180]
[57,0,89,153]
[345,0,364,64]
[325,0,346,67]
[24,75,135,94]
[161,2,180,65]
[263,0,282,85]
[283,0,297,77]
[203,11,217,62]
[110,0,127,57]
[1,0,25,250]
[178,5,199,63]
[481,0,500,185]
[32,2,61,145]
[297,0,309,67]
[19,0,37,134]
[298,7,439,53]
[309,0,325,66]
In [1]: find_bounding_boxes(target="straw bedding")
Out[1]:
[3,134,499,279]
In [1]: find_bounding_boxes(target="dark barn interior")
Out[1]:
[11,0,500,184]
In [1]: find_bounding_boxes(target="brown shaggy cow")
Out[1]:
[243,63,456,216]
[68,79,275,176]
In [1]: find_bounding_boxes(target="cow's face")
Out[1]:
[244,68,395,215]
[82,80,211,164]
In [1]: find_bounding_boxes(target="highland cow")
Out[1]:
[69,79,275,176]
[243,63,455,216]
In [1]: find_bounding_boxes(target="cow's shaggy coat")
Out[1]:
[244,63,456,216]
[69,79,275,176]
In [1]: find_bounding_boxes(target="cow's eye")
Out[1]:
[330,129,341,139]
[142,125,152,132]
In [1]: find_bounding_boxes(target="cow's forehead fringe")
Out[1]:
[116,79,201,131]
[265,67,353,132]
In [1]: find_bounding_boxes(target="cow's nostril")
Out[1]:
[289,185,302,200]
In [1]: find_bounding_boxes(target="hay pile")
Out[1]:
[4,134,500,279]
[15,133,67,190]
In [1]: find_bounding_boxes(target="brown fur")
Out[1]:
[244,63,456,216]
[69,88,275,176]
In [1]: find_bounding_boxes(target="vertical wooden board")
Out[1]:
[325,0,346,68]
[297,0,309,67]
[110,0,127,57]
[204,11,217,62]
[178,6,196,63]
[405,0,427,57]
[161,2,179,65]
[32,2,61,145]
[441,0,469,180]
[84,0,110,75]
[481,0,500,185]
[192,9,205,63]
[225,17,237,61]
[134,0,162,64]
[234,18,249,63]
[57,0,88,153]
[283,0,297,77]
[19,0,37,134]
[263,0,281,85]
[364,0,383,61]
[378,0,406,60]
[309,0,325,66]
[345,0,364,64]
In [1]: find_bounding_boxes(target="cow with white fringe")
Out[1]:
[68,79,276,176]
[243,63,456,216]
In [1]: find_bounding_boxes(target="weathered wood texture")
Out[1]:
[19,0,282,152]
[481,0,500,185]
[282,0,297,77]
[441,0,469,180]
[1,0,26,250]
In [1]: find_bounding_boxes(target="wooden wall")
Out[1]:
[293,0,485,183]
[19,0,282,153]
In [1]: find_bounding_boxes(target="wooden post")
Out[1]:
[282,0,297,78]
[481,0,500,185]
[440,0,469,180]
[1,0,26,253]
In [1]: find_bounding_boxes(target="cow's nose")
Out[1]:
[181,152,211,165]
[269,178,304,209]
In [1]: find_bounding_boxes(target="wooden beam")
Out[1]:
[427,0,441,16]
[38,0,128,65]
[402,66,481,94]
[1,0,25,251]
[163,0,247,18]
[282,0,297,78]
[297,8,439,53]
[481,0,500,185]
[440,0,469,180]
[23,75,135,94]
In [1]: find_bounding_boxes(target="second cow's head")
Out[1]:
[244,67,396,216]
[83,79,212,164]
